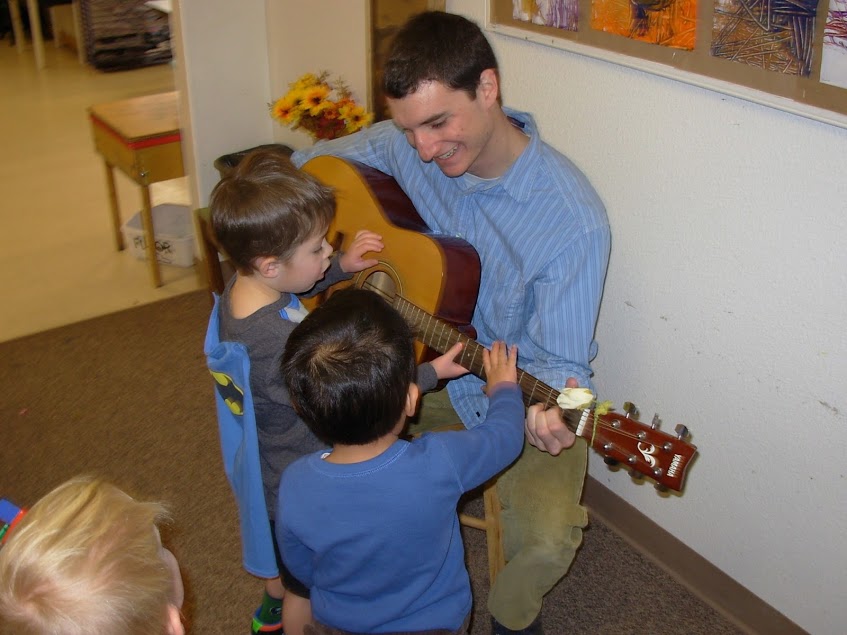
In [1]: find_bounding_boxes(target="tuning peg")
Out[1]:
[651,414,660,429]
[629,470,644,480]
[623,402,638,419]
[655,483,668,492]
[675,424,690,440]
[604,457,619,467]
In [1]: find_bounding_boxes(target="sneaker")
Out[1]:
[491,615,544,635]
[251,603,283,633]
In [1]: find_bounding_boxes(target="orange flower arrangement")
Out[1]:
[270,72,373,141]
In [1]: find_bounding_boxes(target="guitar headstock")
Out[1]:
[573,408,697,492]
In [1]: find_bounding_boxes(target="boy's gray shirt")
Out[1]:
[219,258,438,518]
[219,258,348,518]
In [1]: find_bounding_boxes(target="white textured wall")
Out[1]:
[450,1,847,634]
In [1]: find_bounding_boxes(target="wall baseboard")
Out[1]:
[583,477,808,635]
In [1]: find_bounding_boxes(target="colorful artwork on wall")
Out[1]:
[491,0,847,125]
[710,0,818,77]
[512,0,579,31]
[821,0,847,88]
[590,0,696,49]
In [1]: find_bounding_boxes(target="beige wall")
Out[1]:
[171,0,275,208]
[172,0,370,207]
[266,1,370,151]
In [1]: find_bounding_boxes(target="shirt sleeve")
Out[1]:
[301,254,350,299]
[524,225,611,392]
[415,362,438,393]
[291,120,400,175]
[434,384,525,492]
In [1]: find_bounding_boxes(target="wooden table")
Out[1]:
[88,91,184,287]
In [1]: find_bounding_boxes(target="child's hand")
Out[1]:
[339,230,384,273]
[482,341,518,393]
[429,342,469,381]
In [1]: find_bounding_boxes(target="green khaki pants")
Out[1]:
[411,389,588,630]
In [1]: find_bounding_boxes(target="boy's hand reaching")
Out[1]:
[430,342,469,381]
[339,230,384,273]
[482,341,518,394]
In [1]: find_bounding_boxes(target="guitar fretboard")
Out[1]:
[391,294,583,434]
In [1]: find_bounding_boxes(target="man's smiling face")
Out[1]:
[387,74,499,178]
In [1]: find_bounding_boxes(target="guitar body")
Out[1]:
[302,156,481,360]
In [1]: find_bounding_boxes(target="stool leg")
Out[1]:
[195,209,225,297]
[25,0,46,69]
[9,0,26,55]
[104,161,124,251]
[72,0,85,64]
[140,185,162,287]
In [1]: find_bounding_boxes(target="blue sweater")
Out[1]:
[276,384,525,632]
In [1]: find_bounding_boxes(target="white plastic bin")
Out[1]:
[122,204,194,268]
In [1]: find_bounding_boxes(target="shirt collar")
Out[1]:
[457,107,539,203]
[501,108,540,203]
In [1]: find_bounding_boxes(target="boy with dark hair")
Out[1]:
[278,288,528,634]
[209,147,385,634]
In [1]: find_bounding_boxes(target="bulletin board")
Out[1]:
[488,0,847,129]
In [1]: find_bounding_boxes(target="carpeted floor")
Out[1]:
[0,291,744,634]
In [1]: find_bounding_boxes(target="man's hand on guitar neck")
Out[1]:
[525,377,579,455]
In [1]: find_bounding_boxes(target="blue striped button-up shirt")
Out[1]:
[292,108,610,428]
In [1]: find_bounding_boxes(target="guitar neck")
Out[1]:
[392,295,582,433]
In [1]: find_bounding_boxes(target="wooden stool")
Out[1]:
[195,207,224,297]
[461,476,506,585]
[88,92,185,288]
[194,207,235,301]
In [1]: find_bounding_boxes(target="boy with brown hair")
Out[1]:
[209,147,385,634]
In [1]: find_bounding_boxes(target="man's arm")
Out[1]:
[524,226,610,454]
[438,383,526,491]
[290,120,399,174]
[524,227,610,391]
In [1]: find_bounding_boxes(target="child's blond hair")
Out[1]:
[0,477,177,635]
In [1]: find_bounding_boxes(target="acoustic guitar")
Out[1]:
[302,156,697,492]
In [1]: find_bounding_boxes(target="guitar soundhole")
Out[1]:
[357,267,400,304]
